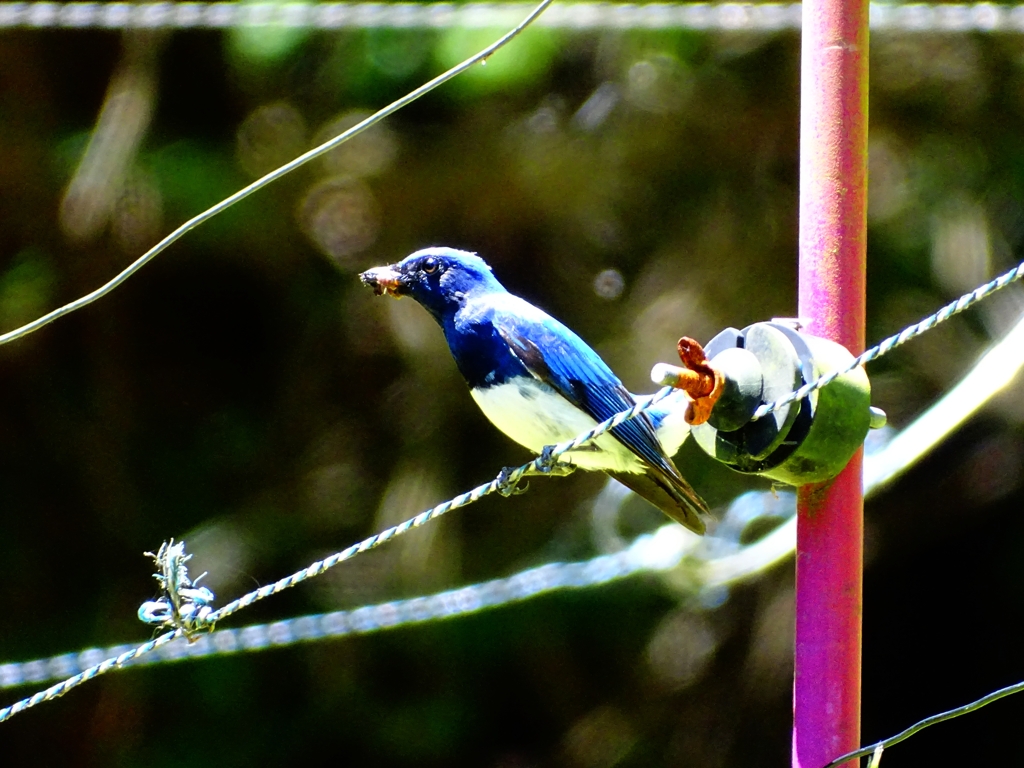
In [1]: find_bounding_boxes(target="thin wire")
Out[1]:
[0,385,672,722]
[0,518,787,687]
[0,0,555,347]
[0,631,187,720]
[9,300,1024,709]
[863,306,1024,492]
[184,387,677,626]
[10,293,1024,691]
[1,2,1024,33]
[0,490,805,690]
[0,522,703,690]
[0,501,802,688]
[0,2,1017,348]
[0,2,803,30]
[823,679,1024,767]
[6,270,1024,719]
[0,520,793,691]
[0,2,1016,358]
[1,0,1022,741]
[752,259,1024,420]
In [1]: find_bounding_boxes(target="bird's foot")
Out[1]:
[534,445,576,477]
[495,450,576,497]
[495,467,529,497]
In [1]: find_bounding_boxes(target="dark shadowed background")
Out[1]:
[3,6,1024,765]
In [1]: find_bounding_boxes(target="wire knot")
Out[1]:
[138,540,216,639]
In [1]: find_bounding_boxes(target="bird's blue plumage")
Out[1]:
[442,308,529,389]
[482,299,681,480]
[359,247,708,533]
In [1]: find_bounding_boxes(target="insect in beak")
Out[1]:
[359,265,405,298]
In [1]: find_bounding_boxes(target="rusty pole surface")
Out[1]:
[794,0,869,763]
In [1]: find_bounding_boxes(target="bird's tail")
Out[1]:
[608,466,708,535]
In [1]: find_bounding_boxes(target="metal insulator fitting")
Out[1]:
[681,322,885,486]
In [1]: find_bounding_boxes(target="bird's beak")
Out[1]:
[359,264,405,298]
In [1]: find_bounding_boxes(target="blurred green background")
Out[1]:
[3,3,1024,765]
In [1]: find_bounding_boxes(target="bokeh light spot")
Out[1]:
[112,168,163,253]
[646,611,718,691]
[593,268,625,300]
[236,101,308,179]
[0,249,56,331]
[312,110,398,179]
[298,176,380,266]
[626,55,692,114]
[435,26,558,94]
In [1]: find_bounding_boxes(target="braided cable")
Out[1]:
[6,271,1024,715]
[197,387,675,627]
[8,288,1024,697]
[4,260,1023,720]
[0,386,674,723]
[752,259,1024,420]
[0,630,185,721]
[0,521,704,691]
[5,262,1023,720]
[1,2,1024,33]
[6,303,1024,754]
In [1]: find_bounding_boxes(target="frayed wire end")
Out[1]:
[138,539,215,640]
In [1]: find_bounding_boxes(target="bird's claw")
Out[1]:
[495,450,576,497]
[535,446,575,477]
[536,445,559,472]
[496,467,529,497]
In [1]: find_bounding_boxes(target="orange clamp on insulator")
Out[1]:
[657,337,725,426]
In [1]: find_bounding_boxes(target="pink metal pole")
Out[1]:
[794,0,868,763]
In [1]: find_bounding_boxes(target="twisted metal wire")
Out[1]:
[0,521,704,691]
[4,262,1023,721]
[2,2,1024,33]
[0,385,674,722]
[0,631,187,720]
[0,513,790,689]
[0,2,801,30]
[14,295,1024,695]
[2,0,1023,734]
[5,285,1024,693]
[7,308,1024,752]
[5,260,1024,720]
[824,678,1024,767]
[752,259,1024,420]
[7,276,1024,714]
[175,388,677,627]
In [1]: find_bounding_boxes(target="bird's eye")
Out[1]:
[422,257,439,274]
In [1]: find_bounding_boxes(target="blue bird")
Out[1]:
[360,247,709,534]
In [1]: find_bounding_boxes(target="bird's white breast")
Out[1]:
[470,377,644,473]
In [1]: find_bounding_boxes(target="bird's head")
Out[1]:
[360,247,504,319]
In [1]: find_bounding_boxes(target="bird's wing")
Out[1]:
[490,299,679,476]
[488,298,709,532]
